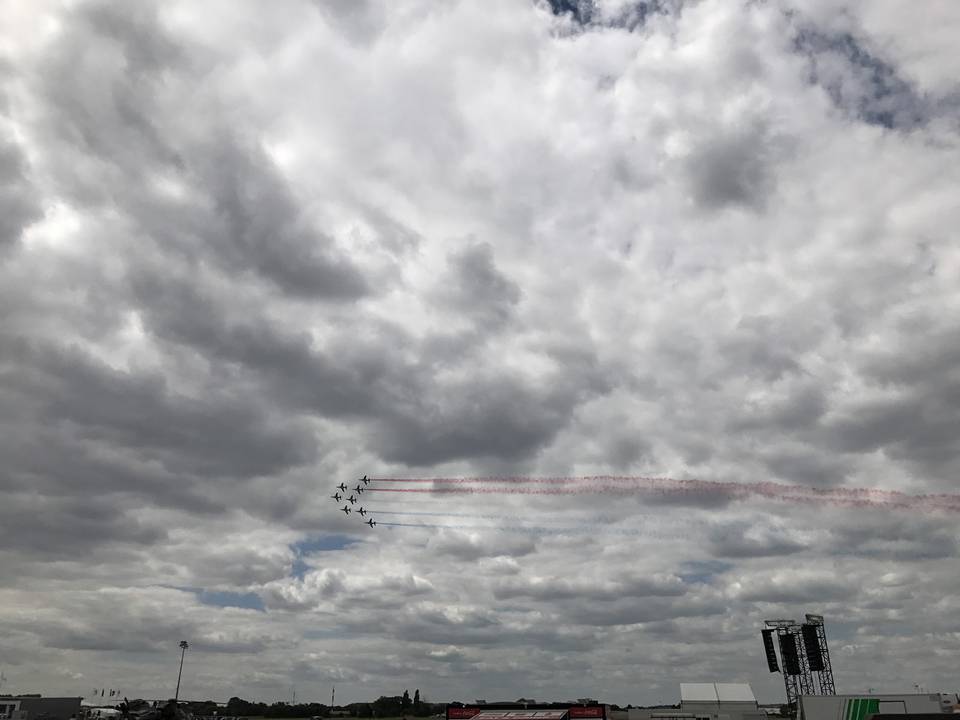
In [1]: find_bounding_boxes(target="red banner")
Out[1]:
[569,709,604,718]
[448,710,480,719]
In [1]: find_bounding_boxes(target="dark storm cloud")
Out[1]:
[792,27,930,130]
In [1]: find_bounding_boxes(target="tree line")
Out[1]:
[224,690,441,718]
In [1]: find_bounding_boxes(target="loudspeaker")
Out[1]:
[762,629,780,672]
[779,632,801,676]
[802,623,824,672]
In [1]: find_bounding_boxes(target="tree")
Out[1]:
[402,691,411,713]
[413,691,420,709]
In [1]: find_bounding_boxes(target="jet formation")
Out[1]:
[331,476,376,528]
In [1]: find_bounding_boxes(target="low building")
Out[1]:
[678,684,766,720]
[799,694,959,720]
[0,697,82,720]
[448,701,609,720]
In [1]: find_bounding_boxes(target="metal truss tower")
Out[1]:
[805,614,837,695]
[764,614,836,709]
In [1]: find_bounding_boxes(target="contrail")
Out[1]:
[366,476,960,512]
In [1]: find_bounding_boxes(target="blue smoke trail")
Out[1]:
[369,508,703,528]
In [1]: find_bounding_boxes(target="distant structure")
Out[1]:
[0,697,82,720]
[627,684,764,720]
[798,693,960,720]
[679,684,766,720]
[762,614,836,707]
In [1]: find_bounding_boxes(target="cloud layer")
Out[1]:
[1,0,959,706]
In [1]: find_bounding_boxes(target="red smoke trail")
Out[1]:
[367,476,960,513]
[377,521,688,538]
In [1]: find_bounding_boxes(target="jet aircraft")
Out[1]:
[330,492,342,502]
[357,507,367,517]
[341,505,351,515]
[354,484,364,494]
[359,475,370,485]
[347,495,357,504]
[337,483,347,492]
[365,518,376,528]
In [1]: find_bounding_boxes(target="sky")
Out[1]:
[1,0,959,707]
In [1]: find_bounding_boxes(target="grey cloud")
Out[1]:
[717,315,802,382]
[429,530,537,561]
[708,522,807,559]
[31,1,369,301]
[685,122,775,210]
[133,262,600,468]
[439,241,522,330]
[2,339,315,481]
[42,622,268,655]
[829,517,959,561]
[739,575,856,604]
[193,139,371,300]
[792,27,930,130]
[0,136,42,250]
[545,0,679,32]
[761,448,851,486]
[0,495,166,561]
[564,596,727,627]
[2,0,960,703]
[494,574,685,601]
[823,391,960,475]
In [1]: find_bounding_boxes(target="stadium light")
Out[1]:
[175,640,189,702]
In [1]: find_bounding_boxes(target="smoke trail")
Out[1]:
[377,521,689,538]
[368,508,704,529]
[366,476,960,512]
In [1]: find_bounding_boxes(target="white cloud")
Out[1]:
[1,0,959,706]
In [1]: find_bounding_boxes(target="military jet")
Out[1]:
[359,475,370,485]
[347,495,357,504]
[330,492,342,502]
[357,507,367,517]
[365,518,377,528]
[341,505,352,515]
[337,483,348,492]
[353,484,365,494]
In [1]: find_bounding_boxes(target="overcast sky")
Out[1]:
[2,0,959,707]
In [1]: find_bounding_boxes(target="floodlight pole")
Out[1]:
[175,641,189,702]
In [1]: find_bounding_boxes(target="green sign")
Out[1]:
[844,699,880,720]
